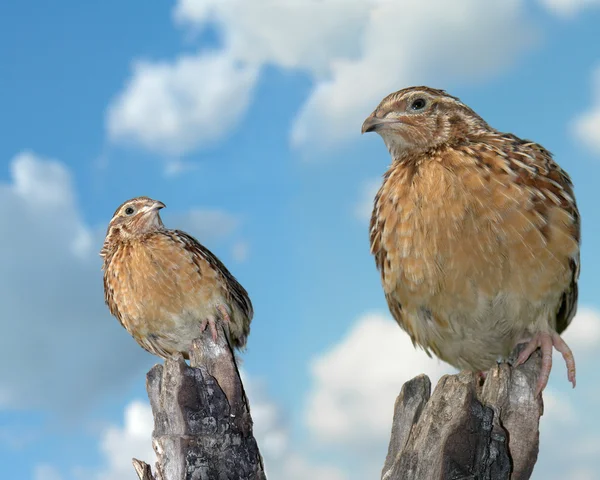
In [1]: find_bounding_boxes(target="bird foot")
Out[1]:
[514,331,576,395]
[199,305,231,343]
[200,317,219,342]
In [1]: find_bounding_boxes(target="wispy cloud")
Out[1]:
[573,65,600,155]
[354,178,380,222]
[538,0,600,17]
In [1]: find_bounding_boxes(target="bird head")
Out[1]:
[361,86,490,159]
[102,197,166,249]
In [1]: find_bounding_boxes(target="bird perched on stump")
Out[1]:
[101,196,253,359]
[362,87,580,394]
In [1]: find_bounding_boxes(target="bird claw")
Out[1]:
[199,305,231,343]
[200,316,219,342]
[514,331,576,396]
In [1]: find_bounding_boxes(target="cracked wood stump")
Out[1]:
[132,325,266,480]
[381,345,545,480]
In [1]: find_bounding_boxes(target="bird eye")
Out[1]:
[124,207,135,216]
[410,98,427,111]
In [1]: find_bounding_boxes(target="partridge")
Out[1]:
[362,86,580,394]
[101,196,253,359]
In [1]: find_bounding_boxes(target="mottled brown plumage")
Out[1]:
[101,196,253,359]
[362,86,580,394]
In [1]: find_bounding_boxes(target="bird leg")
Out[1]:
[200,316,219,342]
[514,331,576,395]
[199,306,231,343]
[217,304,231,324]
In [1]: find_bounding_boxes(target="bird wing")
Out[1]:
[480,133,580,334]
[555,258,579,334]
[102,248,128,330]
[369,171,394,288]
[171,230,254,324]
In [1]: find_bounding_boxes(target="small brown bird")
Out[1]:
[362,87,580,394]
[101,197,253,359]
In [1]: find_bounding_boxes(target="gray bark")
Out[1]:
[132,325,266,480]
[382,345,544,480]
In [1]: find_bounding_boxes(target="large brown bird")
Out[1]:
[362,87,580,394]
[101,196,253,359]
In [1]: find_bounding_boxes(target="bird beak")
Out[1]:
[361,115,399,134]
[151,200,166,211]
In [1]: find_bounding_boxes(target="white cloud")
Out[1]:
[562,307,600,352]
[573,66,600,155]
[538,0,600,17]
[107,50,258,155]
[94,401,156,480]
[110,0,537,155]
[355,178,380,222]
[243,373,346,480]
[173,0,368,77]
[238,373,290,461]
[537,388,600,479]
[8,151,93,260]
[574,109,600,153]
[304,309,600,479]
[0,152,151,413]
[291,0,536,147]
[306,312,452,446]
[113,0,368,156]
[33,465,64,480]
[88,376,344,480]
[11,151,74,208]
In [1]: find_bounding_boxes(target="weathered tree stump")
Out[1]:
[132,325,266,480]
[382,345,544,480]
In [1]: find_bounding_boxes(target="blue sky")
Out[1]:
[1,1,600,479]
